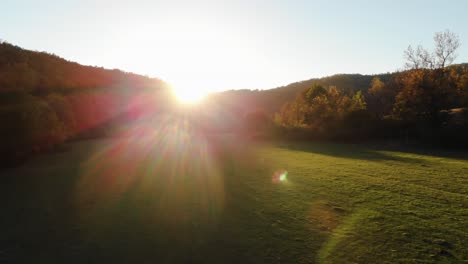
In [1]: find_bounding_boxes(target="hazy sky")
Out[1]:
[2,0,468,93]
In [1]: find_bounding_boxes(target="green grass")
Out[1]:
[0,136,467,263]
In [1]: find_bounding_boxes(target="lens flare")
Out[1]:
[272,169,288,183]
[75,113,225,241]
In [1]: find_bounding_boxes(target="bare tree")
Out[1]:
[404,30,460,70]
[404,45,420,69]
[404,45,433,69]
[433,30,460,69]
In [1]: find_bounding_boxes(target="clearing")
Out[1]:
[0,135,467,263]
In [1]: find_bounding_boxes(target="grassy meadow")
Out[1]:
[0,134,467,263]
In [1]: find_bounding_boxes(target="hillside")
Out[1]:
[209,73,394,115]
[0,41,168,92]
[211,63,467,117]
[0,42,172,165]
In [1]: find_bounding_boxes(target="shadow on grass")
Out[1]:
[365,142,468,161]
[274,141,427,163]
[0,119,270,263]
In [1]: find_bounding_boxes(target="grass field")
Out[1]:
[0,135,467,263]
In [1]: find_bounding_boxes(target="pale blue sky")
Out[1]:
[1,0,467,93]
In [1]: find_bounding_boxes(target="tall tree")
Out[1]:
[395,30,462,125]
[404,30,460,70]
[433,30,461,69]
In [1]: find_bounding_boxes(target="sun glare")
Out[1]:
[175,89,205,103]
[172,83,209,104]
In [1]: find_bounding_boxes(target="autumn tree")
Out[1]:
[395,30,462,124]
[350,90,367,111]
[277,84,369,135]
[367,77,396,118]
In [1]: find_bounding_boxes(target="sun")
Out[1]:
[171,83,209,104]
[174,89,206,103]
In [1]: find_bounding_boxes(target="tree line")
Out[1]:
[269,30,468,145]
[1,30,467,166]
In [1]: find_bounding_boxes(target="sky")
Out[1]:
[2,0,468,94]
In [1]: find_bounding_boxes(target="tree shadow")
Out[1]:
[274,141,429,163]
[364,142,468,161]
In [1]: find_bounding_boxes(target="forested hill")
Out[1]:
[209,72,394,115]
[0,41,168,92]
[0,41,171,165]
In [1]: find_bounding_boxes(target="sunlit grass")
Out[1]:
[0,137,466,263]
